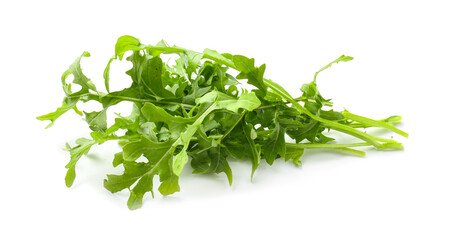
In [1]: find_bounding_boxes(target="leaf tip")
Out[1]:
[45,122,54,129]
[65,168,76,188]
[250,170,256,182]
[227,174,233,186]
[127,192,143,210]
[82,51,91,58]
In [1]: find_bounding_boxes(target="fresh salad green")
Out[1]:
[38,35,407,209]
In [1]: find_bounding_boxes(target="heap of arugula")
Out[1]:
[38,35,407,209]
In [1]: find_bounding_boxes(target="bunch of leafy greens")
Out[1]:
[38,35,407,210]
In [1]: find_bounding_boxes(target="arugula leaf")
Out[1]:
[242,122,261,179]
[141,102,196,138]
[68,51,97,93]
[84,110,107,133]
[37,51,93,126]
[39,35,407,209]
[234,55,267,95]
[115,35,141,60]
[284,147,304,166]
[36,97,82,128]
[262,122,286,165]
[203,48,234,67]
[196,91,261,113]
[190,145,233,185]
[141,56,174,98]
[105,136,179,209]
[314,55,354,82]
[64,138,97,187]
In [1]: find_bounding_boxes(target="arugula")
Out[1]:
[38,35,407,209]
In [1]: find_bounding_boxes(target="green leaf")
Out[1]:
[264,90,283,102]
[141,56,174,98]
[169,103,219,175]
[185,50,204,72]
[190,145,233,186]
[128,173,156,210]
[112,152,124,167]
[233,55,255,73]
[319,110,344,120]
[107,102,218,209]
[284,147,304,166]
[64,138,97,187]
[141,102,196,138]
[158,175,181,196]
[103,57,114,93]
[300,81,318,98]
[209,146,233,185]
[196,91,262,113]
[115,35,141,60]
[100,85,141,107]
[217,92,261,112]
[262,122,286,165]
[242,123,261,179]
[122,136,174,162]
[195,90,234,104]
[105,135,179,209]
[264,78,293,99]
[104,161,151,193]
[36,97,82,128]
[84,110,107,132]
[173,145,188,176]
[104,103,141,136]
[203,48,234,67]
[314,55,353,82]
[69,51,97,92]
[235,56,267,95]
[278,118,304,129]
[182,77,212,105]
[286,120,321,143]
[253,107,277,127]
[38,51,95,127]
[65,167,76,188]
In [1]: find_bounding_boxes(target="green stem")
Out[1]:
[286,142,371,149]
[335,148,366,157]
[286,143,366,157]
[347,116,402,128]
[341,111,408,138]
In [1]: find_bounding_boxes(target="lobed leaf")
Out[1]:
[262,122,286,165]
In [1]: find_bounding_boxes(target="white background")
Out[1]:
[1,0,448,239]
